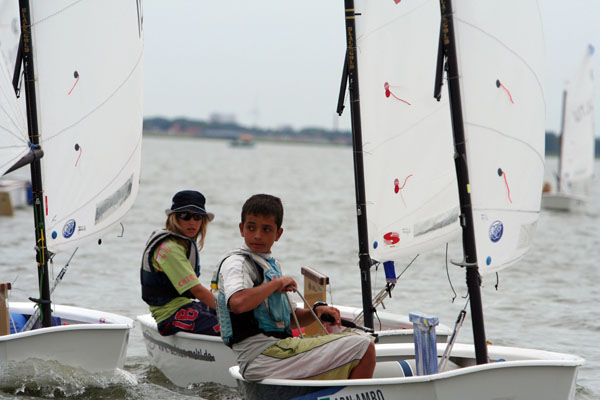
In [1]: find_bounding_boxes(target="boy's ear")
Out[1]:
[275,227,283,241]
[239,222,244,236]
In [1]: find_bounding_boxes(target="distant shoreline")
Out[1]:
[143,117,600,157]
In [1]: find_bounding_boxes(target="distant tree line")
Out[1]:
[143,117,599,157]
[545,130,600,157]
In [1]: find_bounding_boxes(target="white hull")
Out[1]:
[1,302,132,373]
[232,343,584,400]
[541,192,587,212]
[137,305,450,387]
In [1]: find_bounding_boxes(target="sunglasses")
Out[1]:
[176,212,203,221]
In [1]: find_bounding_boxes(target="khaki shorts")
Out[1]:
[243,332,373,381]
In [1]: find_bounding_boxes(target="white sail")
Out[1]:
[558,45,595,195]
[30,0,144,252]
[451,0,545,273]
[0,0,28,177]
[354,0,460,262]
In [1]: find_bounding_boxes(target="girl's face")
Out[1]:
[175,211,204,238]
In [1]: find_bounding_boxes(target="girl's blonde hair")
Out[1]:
[165,212,209,250]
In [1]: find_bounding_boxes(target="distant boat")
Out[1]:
[542,45,595,212]
[230,132,255,147]
[0,178,31,215]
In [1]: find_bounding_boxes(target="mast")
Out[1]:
[18,0,52,328]
[557,90,567,191]
[342,0,374,329]
[438,0,487,364]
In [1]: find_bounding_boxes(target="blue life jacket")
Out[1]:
[140,230,200,306]
[212,249,292,347]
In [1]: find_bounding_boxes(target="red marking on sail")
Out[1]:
[45,195,48,216]
[501,171,512,203]
[384,82,411,105]
[75,145,82,167]
[394,175,413,193]
[496,79,514,104]
[68,72,80,95]
[393,0,402,3]
[383,232,400,245]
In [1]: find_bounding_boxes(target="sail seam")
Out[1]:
[42,51,143,143]
[453,17,544,98]
[29,0,87,27]
[465,122,545,167]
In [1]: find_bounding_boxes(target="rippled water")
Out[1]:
[1,136,598,399]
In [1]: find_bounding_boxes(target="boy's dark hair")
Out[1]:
[241,194,284,229]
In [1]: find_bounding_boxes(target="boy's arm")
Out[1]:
[228,276,296,314]
[293,304,341,327]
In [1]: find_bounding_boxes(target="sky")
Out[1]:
[142,1,600,135]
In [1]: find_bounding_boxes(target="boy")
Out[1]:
[213,194,375,381]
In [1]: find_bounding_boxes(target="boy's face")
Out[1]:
[239,213,283,254]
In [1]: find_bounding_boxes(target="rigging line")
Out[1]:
[452,16,544,96]
[43,50,143,143]
[396,254,419,280]
[445,243,457,302]
[0,90,27,136]
[465,122,545,166]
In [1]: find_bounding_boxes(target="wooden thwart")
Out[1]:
[300,266,329,336]
[0,282,12,335]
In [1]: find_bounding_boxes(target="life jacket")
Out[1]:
[140,229,200,306]
[211,249,292,347]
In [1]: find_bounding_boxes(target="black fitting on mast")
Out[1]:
[336,50,349,116]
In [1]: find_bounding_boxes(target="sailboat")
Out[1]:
[136,0,455,383]
[230,1,584,399]
[542,45,595,212]
[0,0,143,373]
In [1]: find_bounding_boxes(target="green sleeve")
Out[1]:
[152,238,200,295]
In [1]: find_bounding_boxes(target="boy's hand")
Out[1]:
[275,277,297,293]
[316,306,341,326]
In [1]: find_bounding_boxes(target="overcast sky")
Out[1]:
[142,1,600,135]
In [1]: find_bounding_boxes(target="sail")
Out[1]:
[0,0,28,177]
[30,1,144,252]
[558,45,595,196]
[353,0,460,262]
[451,0,545,273]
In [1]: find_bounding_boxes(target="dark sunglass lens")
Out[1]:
[177,212,202,221]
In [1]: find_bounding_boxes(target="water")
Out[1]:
[1,136,599,399]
